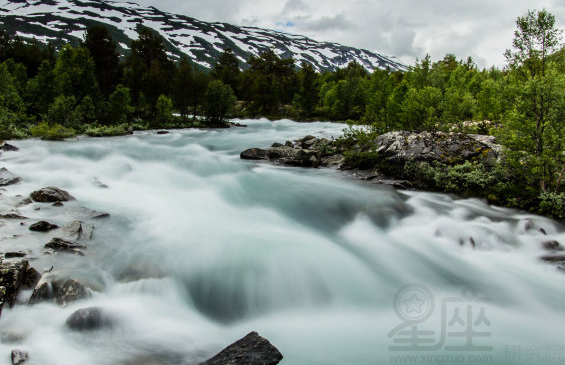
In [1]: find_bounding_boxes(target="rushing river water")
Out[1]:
[0,119,564,365]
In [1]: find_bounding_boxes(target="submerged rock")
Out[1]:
[542,240,562,251]
[199,332,283,365]
[66,307,113,331]
[29,221,59,232]
[0,168,21,187]
[11,349,28,365]
[30,187,75,203]
[57,279,90,306]
[0,213,27,220]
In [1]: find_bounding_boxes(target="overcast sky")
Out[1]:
[134,0,565,68]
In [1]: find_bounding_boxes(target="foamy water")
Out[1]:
[0,119,563,365]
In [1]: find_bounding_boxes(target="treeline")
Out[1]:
[1,10,565,217]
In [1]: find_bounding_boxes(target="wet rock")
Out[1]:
[11,349,28,365]
[29,221,58,232]
[0,168,21,187]
[66,307,113,331]
[0,214,27,220]
[1,143,19,152]
[15,198,32,208]
[320,154,345,168]
[23,267,40,290]
[156,130,169,135]
[270,142,283,148]
[30,187,75,203]
[4,252,26,259]
[75,207,110,219]
[542,241,562,251]
[284,140,293,147]
[56,279,90,306]
[539,228,547,235]
[301,135,316,149]
[240,148,267,160]
[0,259,39,315]
[59,221,94,241]
[199,331,283,365]
[28,281,55,305]
[52,201,64,207]
[44,238,86,254]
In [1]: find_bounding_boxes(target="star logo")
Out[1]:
[403,294,425,314]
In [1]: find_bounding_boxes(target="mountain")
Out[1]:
[0,0,407,72]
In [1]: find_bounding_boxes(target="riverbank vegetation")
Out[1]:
[0,9,564,218]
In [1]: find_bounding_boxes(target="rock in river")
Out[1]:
[66,307,113,331]
[30,187,75,203]
[29,221,59,232]
[0,259,41,316]
[0,168,21,187]
[199,331,283,365]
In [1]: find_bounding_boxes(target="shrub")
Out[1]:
[538,192,565,219]
[30,122,76,140]
[84,124,129,137]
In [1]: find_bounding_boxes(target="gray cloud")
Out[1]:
[132,0,565,68]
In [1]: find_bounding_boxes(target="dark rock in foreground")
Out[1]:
[1,143,19,152]
[0,259,40,316]
[199,331,283,365]
[0,213,27,220]
[29,221,59,232]
[30,187,75,203]
[0,168,21,187]
[66,307,113,331]
[11,349,28,365]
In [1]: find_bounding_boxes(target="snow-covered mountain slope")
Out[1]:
[0,0,407,71]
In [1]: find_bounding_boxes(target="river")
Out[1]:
[0,119,564,365]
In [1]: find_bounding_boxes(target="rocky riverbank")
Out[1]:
[240,130,501,188]
[0,142,282,365]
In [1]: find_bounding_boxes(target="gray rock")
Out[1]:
[66,307,113,331]
[28,281,56,305]
[56,279,90,306]
[29,221,59,232]
[0,213,27,220]
[1,143,19,152]
[59,221,94,241]
[4,252,26,259]
[11,349,28,365]
[199,332,283,365]
[0,259,40,315]
[156,130,169,135]
[542,241,562,251]
[240,148,267,160]
[44,238,86,254]
[15,198,32,208]
[0,168,21,187]
[30,187,75,203]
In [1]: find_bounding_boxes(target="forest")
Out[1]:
[0,9,564,218]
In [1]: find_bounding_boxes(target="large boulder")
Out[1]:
[374,131,500,167]
[240,148,267,160]
[0,168,21,187]
[0,259,40,316]
[29,278,90,306]
[66,307,113,331]
[30,187,75,203]
[199,332,283,365]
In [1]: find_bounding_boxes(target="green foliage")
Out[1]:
[84,124,128,137]
[30,122,76,140]
[155,94,173,126]
[538,192,565,218]
[203,80,236,125]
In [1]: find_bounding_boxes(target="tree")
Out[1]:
[211,48,240,96]
[83,25,121,97]
[155,94,173,126]
[173,58,193,120]
[53,45,99,102]
[107,84,133,124]
[203,80,236,125]
[502,9,565,191]
[293,62,319,117]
